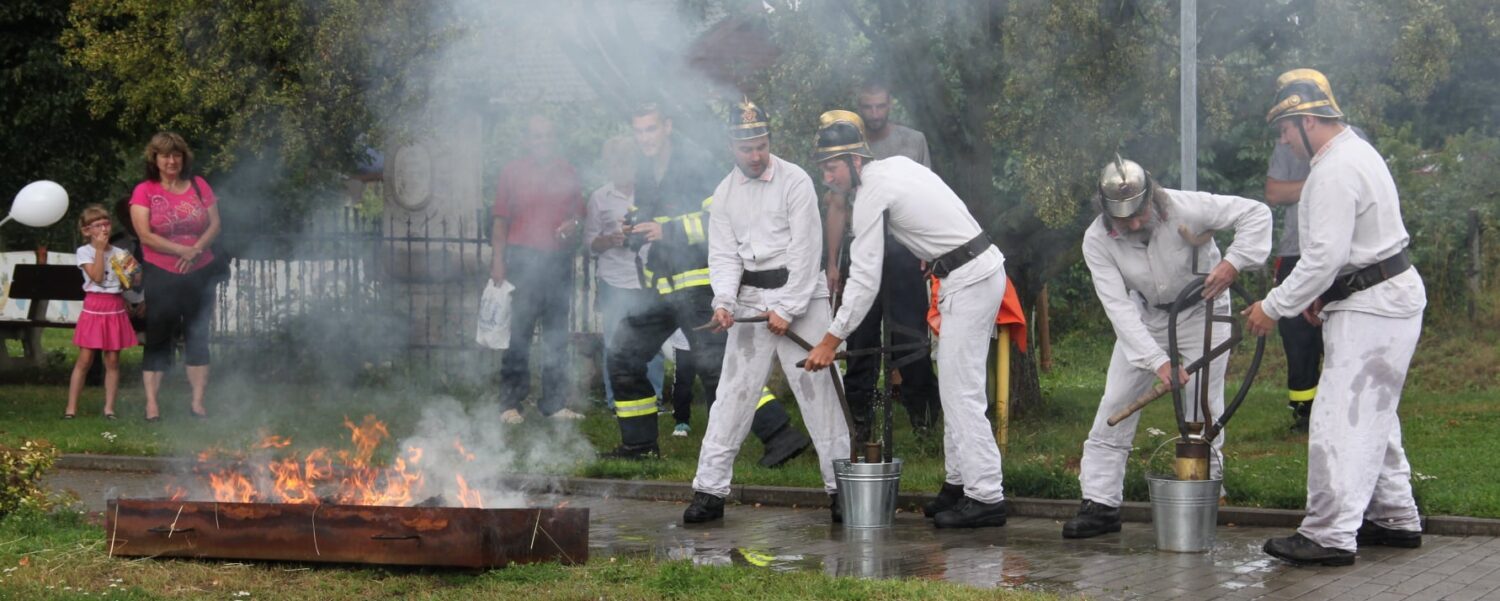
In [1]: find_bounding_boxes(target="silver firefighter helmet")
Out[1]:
[1098,155,1150,219]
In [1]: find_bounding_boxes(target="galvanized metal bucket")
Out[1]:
[1146,476,1223,552]
[834,458,902,528]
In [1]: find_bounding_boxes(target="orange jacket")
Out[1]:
[927,275,1028,353]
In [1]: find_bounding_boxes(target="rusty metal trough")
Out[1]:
[105,498,588,568]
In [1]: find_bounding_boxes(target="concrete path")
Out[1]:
[44,468,1500,600]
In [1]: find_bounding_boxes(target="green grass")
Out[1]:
[0,509,1056,601]
[3,319,1498,519]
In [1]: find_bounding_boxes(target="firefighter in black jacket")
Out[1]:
[604,104,810,463]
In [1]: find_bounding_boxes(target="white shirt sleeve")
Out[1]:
[1177,191,1273,272]
[708,180,742,313]
[1262,177,1357,320]
[827,196,887,339]
[771,174,822,322]
[1084,232,1170,372]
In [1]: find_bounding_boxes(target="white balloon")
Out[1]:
[10,180,70,228]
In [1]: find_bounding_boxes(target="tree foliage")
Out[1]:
[61,0,446,219]
[0,1,125,250]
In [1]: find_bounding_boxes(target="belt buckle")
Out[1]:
[930,260,951,279]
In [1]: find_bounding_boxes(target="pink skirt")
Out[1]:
[73,292,139,351]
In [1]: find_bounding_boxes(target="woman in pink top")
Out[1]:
[128,132,222,421]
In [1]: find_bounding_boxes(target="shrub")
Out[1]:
[0,440,61,517]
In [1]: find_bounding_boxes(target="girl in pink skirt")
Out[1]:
[65,205,140,419]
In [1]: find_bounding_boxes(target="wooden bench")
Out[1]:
[0,264,86,369]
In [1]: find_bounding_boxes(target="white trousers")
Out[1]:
[1081,304,1230,508]
[692,292,851,497]
[1298,310,1422,552]
[936,264,1008,504]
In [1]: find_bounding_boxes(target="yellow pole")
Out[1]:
[996,329,1011,452]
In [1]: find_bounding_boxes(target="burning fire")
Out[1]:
[165,415,486,508]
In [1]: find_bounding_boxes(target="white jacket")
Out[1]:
[708,154,828,322]
[828,156,1003,339]
[1262,127,1426,320]
[1082,188,1271,372]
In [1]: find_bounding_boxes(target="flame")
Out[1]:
[555,500,571,509]
[165,485,188,501]
[455,474,482,508]
[209,469,256,503]
[345,415,389,466]
[268,456,319,504]
[186,414,487,508]
[453,439,475,462]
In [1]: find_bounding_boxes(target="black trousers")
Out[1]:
[671,347,696,424]
[1276,256,1323,408]
[499,246,574,416]
[843,239,940,430]
[607,287,789,449]
[142,262,215,371]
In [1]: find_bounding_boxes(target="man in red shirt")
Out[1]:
[490,115,585,423]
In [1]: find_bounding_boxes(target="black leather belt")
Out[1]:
[928,233,992,279]
[1319,248,1412,304]
[741,268,789,289]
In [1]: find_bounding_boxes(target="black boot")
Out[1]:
[830,494,842,524]
[1357,520,1422,548]
[1289,402,1312,433]
[683,491,726,524]
[1263,533,1356,566]
[1062,499,1122,539]
[758,426,812,468]
[922,482,965,518]
[601,443,659,460]
[933,497,1008,528]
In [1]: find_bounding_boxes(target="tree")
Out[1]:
[0,1,128,251]
[61,0,447,224]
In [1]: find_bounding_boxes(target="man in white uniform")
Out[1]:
[802,111,1009,529]
[1249,69,1426,566]
[682,100,852,524]
[1062,156,1271,539]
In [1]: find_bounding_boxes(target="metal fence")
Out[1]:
[212,206,600,374]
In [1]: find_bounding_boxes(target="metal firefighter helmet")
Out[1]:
[812,109,873,163]
[729,98,770,140]
[1266,68,1344,125]
[1098,155,1151,218]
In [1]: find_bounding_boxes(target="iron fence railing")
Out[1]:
[212,206,600,373]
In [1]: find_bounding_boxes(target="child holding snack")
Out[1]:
[64,204,140,419]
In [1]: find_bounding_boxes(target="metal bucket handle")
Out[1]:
[1144,435,1225,478]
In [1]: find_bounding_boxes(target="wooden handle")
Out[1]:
[1106,381,1171,427]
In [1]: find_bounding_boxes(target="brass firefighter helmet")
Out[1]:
[812,109,873,163]
[1266,68,1344,125]
[1098,155,1151,219]
[729,98,770,140]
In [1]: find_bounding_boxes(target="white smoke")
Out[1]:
[396,396,595,508]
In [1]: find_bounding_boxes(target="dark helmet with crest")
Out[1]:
[812,109,873,163]
[729,97,770,140]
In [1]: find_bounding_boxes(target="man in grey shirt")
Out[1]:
[822,80,941,440]
[1265,124,1368,433]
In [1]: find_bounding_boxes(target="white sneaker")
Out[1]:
[672,423,691,437]
[550,408,585,421]
[501,409,525,424]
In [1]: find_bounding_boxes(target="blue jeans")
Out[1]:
[499,247,574,416]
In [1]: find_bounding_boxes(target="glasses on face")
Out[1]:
[85,220,110,231]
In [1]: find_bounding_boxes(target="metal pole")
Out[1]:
[1180,0,1198,191]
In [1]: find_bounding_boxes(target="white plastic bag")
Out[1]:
[475,279,515,350]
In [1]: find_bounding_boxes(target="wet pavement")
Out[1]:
[45,468,1500,600]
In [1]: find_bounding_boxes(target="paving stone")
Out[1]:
[43,468,1500,601]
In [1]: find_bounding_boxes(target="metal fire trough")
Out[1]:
[105,498,588,568]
